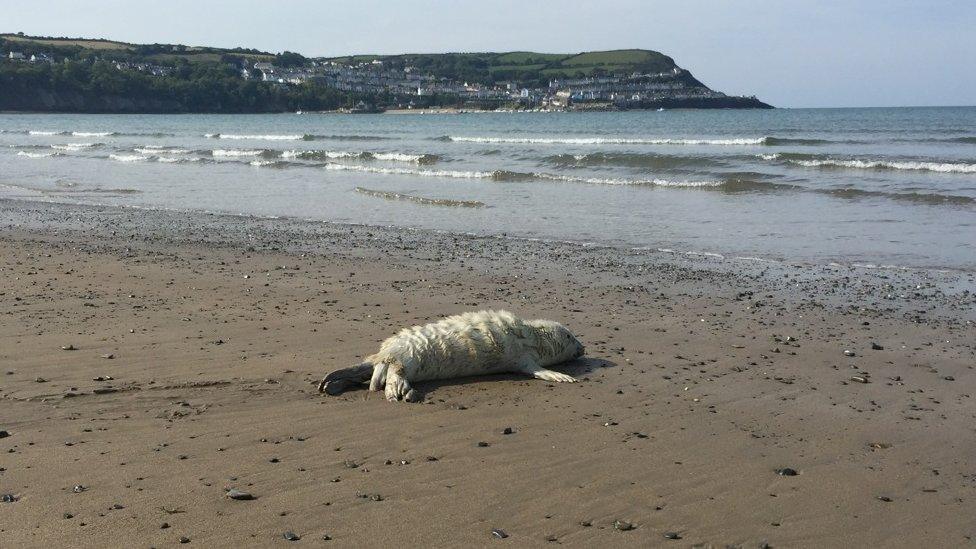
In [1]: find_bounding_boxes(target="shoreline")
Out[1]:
[1,198,974,547]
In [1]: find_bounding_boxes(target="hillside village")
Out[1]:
[2,34,770,111]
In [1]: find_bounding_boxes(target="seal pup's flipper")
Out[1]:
[318,362,375,395]
[517,361,578,383]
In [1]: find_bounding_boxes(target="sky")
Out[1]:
[4,0,975,108]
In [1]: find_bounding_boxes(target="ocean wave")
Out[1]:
[109,154,148,162]
[949,136,976,144]
[72,131,115,137]
[822,187,975,206]
[17,150,61,158]
[761,137,834,146]
[355,187,486,208]
[156,156,201,163]
[282,149,363,160]
[761,153,976,173]
[324,164,494,179]
[442,135,767,145]
[134,146,192,154]
[545,152,722,169]
[51,142,101,151]
[211,148,270,157]
[206,133,307,141]
[372,152,439,164]
[249,159,285,167]
[28,130,68,136]
[282,149,438,163]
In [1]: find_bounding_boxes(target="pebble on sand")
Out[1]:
[225,489,254,500]
[614,520,635,531]
[775,468,799,476]
[283,531,300,541]
[491,528,509,539]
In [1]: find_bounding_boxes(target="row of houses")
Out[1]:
[241,60,703,106]
[5,51,55,63]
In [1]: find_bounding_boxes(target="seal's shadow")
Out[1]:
[408,357,616,399]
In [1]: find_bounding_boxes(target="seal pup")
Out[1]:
[318,310,585,402]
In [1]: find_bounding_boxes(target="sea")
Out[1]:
[1,107,974,271]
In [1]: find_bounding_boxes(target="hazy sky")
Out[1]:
[5,0,975,107]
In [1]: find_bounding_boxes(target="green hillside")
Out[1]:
[322,49,681,87]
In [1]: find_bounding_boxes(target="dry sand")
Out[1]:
[0,199,974,547]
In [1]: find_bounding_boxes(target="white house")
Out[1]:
[8,52,26,60]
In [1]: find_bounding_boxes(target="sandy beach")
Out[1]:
[0,199,974,547]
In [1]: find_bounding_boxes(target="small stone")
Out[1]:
[72,485,86,493]
[663,532,681,540]
[426,456,438,462]
[63,512,73,519]
[0,430,9,438]
[321,534,332,540]
[851,376,870,384]
[226,489,254,500]
[877,496,892,502]
[775,467,798,476]
[61,344,76,351]
[477,441,490,447]
[503,427,514,435]
[944,376,955,381]
[283,531,300,541]
[491,528,508,539]
[614,520,635,531]
[269,457,280,463]
[370,494,383,501]
[1,494,16,503]
[844,349,855,357]
[161,522,170,529]
[579,520,592,527]
[545,534,558,542]
[101,354,115,359]
[870,343,883,351]
[34,377,47,383]
[179,536,190,544]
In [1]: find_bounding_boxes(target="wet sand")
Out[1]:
[0,199,974,547]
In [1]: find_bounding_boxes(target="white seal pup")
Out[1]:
[318,310,585,402]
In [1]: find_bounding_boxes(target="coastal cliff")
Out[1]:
[1,34,772,112]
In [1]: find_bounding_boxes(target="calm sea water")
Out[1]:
[1,108,974,270]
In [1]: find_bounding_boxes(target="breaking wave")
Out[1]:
[206,133,307,141]
[211,149,271,157]
[109,154,148,162]
[442,135,768,145]
[761,153,976,173]
[282,150,438,163]
[17,150,61,158]
[355,187,486,208]
[545,152,722,169]
[134,146,192,154]
[51,142,101,151]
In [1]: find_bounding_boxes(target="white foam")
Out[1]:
[135,147,190,154]
[212,149,265,157]
[324,164,492,179]
[796,158,976,173]
[249,159,277,167]
[372,152,426,163]
[51,143,98,151]
[157,156,200,163]
[206,133,305,140]
[28,130,64,136]
[109,154,147,162]
[17,151,59,158]
[282,149,360,159]
[448,136,765,145]
[72,131,113,137]
[535,173,725,187]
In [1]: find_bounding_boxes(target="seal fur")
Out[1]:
[318,310,585,401]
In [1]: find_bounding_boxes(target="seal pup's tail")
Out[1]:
[318,362,375,395]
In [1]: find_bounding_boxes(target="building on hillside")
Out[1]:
[7,52,26,61]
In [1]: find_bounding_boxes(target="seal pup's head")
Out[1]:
[526,319,586,364]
